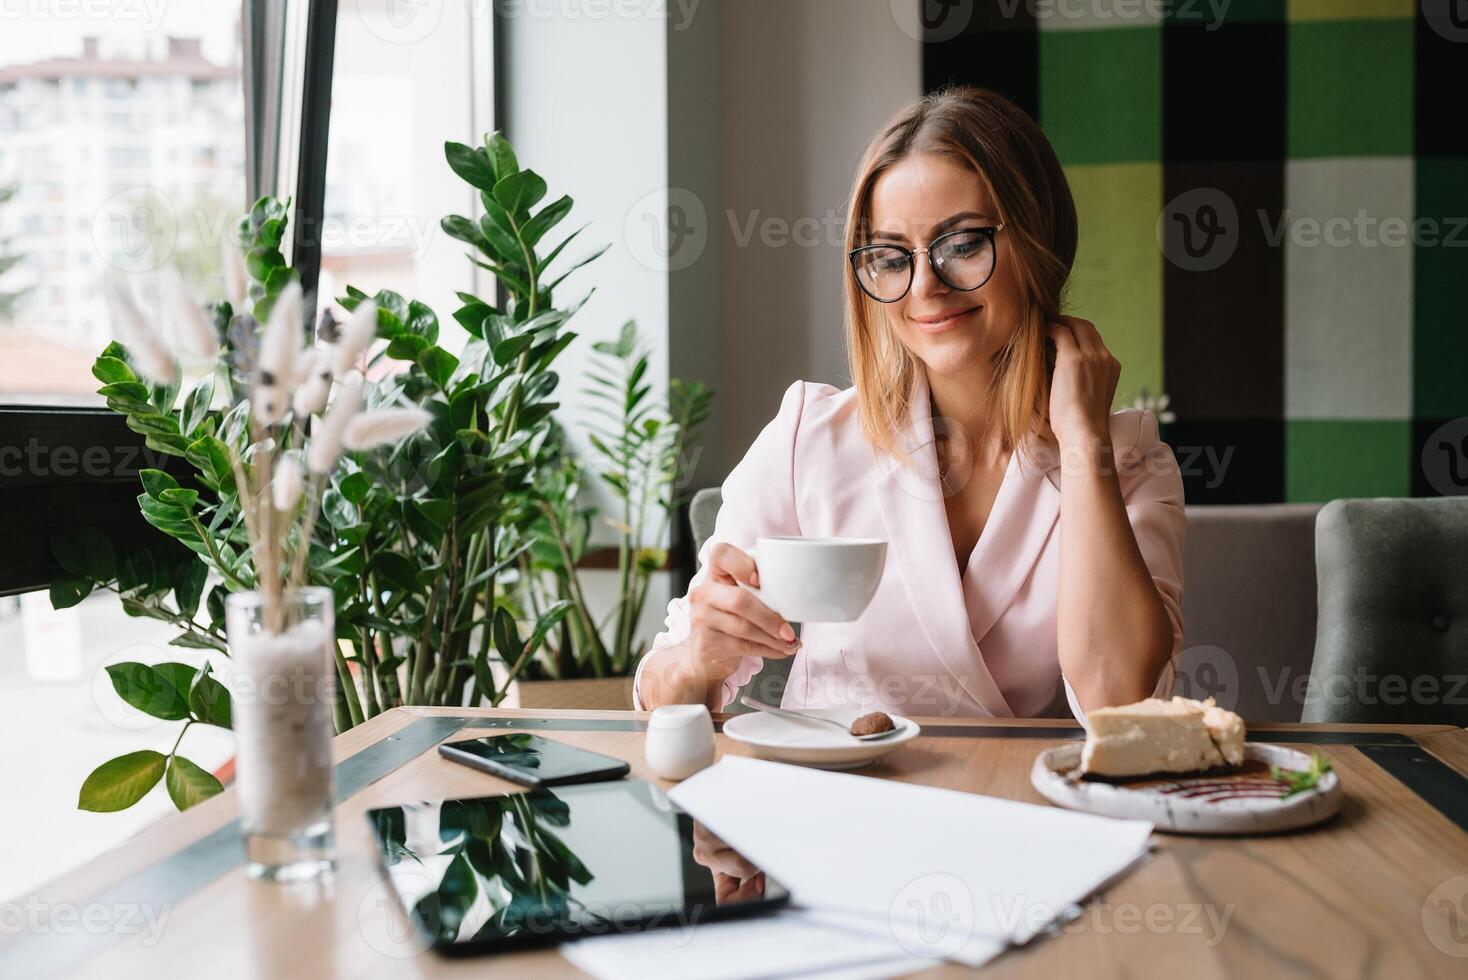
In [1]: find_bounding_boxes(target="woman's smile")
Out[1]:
[909,304,980,334]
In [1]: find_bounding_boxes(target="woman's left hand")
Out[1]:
[1046,316,1121,449]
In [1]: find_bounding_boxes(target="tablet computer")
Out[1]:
[365,780,790,954]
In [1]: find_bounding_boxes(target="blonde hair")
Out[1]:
[843,86,1077,461]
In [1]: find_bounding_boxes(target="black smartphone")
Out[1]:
[438,733,630,788]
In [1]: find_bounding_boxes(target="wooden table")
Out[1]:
[5,707,1468,978]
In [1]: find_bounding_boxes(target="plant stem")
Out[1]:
[490,625,545,708]
[366,571,403,707]
[427,521,460,705]
[107,586,228,649]
[356,541,382,718]
[333,642,365,728]
[183,513,253,593]
[167,720,192,758]
[359,625,381,718]
[409,578,440,705]
[290,474,324,590]
[542,503,607,673]
[475,526,497,703]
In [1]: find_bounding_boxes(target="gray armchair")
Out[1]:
[1177,505,1321,721]
[1303,497,1468,725]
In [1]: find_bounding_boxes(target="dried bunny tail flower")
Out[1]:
[252,280,305,426]
[102,272,176,385]
[332,300,377,378]
[272,453,305,512]
[220,237,249,312]
[292,349,333,417]
[291,345,320,386]
[341,407,433,451]
[307,371,363,474]
[160,266,219,360]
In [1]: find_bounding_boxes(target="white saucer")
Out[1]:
[722,708,920,769]
[1030,742,1343,835]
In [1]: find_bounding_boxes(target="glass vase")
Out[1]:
[225,587,337,882]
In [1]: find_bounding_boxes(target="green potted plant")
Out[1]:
[53,134,606,813]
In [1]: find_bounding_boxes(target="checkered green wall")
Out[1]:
[923,0,1468,504]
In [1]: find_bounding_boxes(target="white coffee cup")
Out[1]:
[741,536,887,623]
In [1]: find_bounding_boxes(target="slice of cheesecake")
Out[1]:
[1080,696,1245,778]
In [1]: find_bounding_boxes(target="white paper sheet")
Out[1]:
[560,909,945,980]
[667,756,1154,951]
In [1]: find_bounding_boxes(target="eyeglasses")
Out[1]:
[848,225,1004,304]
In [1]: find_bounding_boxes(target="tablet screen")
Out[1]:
[366,781,790,951]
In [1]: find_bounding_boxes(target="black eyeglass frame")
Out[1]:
[847,224,1005,304]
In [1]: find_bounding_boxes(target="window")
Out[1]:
[0,8,246,406]
[318,0,494,350]
[0,0,249,900]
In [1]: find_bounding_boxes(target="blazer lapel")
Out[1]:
[871,370,1015,718]
[963,437,1062,644]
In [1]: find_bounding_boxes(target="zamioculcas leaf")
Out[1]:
[337,470,372,504]
[169,632,226,652]
[444,141,498,192]
[188,664,232,729]
[139,468,182,500]
[79,750,167,812]
[172,558,208,618]
[50,577,92,609]
[452,299,494,339]
[51,527,116,582]
[106,662,191,720]
[185,436,235,492]
[92,355,136,385]
[180,373,216,437]
[165,755,224,811]
[152,661,203,701]
[417,347,459,388]
[493,607,522,662]
[441,214,488,251]
[522,195,573,247]
[486,131,518,182]
[493,170,548,217]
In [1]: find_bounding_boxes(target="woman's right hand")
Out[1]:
[686,543,801,684]
[640,543,800,709]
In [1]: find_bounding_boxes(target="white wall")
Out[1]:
[501,3,675,639]
[501,5,671,485]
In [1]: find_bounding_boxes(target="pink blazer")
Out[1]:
[635,371,1187,719]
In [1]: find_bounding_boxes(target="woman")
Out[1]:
[637,86,1185,719]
